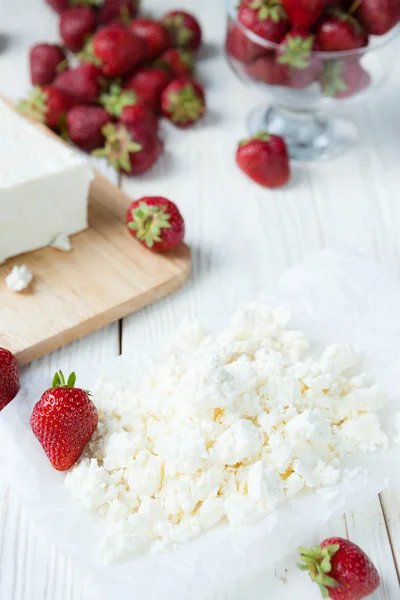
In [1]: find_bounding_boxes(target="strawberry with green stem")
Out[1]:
[277,29,320,88]
[128,18,171,61]
[320,58,370,98]
[238,0,289,44]
[18,85,74,130]
[157,48,194,78]
[92,122,163,174]
[30,371,98,472]
[161,10,202,51]
[124,67,171,114]
[161,78,206,128]
[100,84,158,135]
[316,9,368,51]
[126,197,185,253]
[298,537,380,599]
[236,132,290,188]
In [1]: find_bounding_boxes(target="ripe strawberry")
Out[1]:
[46,0,100,14]
[0,348,20,412]
[238,0,289,44]
[124,67,171,114]
[30,44,66,86]
[92,122,163,174]
[225,23,267,63]
[126,197,185,253]
[355,0,397,35]
[54,64,103,104]
[100,84,158,135]
[161,10,202,51]
[245,53,289,85]
[67,105,112,152]
[128,18,171,61]
[316,10,368,50]
[298,537,380,599]
[161,78,205,128]
[320,58,371,98]
[282,0,327,28]
[236,132,290,188]
[277,29,320,88]
[87,24,144,77]
[18,85,74,130]
[30,371,98,472]
[97,0,139,25]
[59,6,96,53]
[157,48,194,78]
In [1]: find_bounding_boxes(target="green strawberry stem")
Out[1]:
[249,0,287,23]
[71,0,102,5]
[92,123,142,173]
[239,131,271,146]
[277,35,314,69]
[128,202,172,248]
[52,371,77,388]
[348,0,363,15]
[100,84,137,118]
[320,60,348,96]
[167,84,203,124]
[17,86,48,123]
[164,15,194,47]
[298,544,341,598]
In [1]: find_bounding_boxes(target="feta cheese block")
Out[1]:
[0,100,93,264]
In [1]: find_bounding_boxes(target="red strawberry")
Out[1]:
[161,10,202,51]
[67,105,112,152]
[88,24,144,77]
[124,67,171,114]
[236,132,290,188]
[30,44,66,86]
[316,10,368,50]
[97,0,140,25]
[355,0,397,35]
[225,23,267,63]
[128,18,171,61]
[30,371,98,472]
[46,0,99,14]
[282,0,327,27]
[0,348,20,412]
[100,84,158,135]
[161,78,205,128]
[238,0,289,43]
[18,85,74,130]
[126,197,185,253]
[59,6,96,53]
[92,122,163,175]
[54,64,103,104]
[298,537,380,599]
[245,53,289,85]
[277,29,320,88]
[157,48,194,78]
[320,58,370,98]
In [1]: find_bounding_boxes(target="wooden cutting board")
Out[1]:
[0,105,191,365]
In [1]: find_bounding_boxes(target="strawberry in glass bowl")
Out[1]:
[225,0,400,160]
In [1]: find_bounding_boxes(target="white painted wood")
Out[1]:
[1,0,400,597]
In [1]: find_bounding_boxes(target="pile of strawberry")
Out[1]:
[19,0,206,176]
[227,0,400,99]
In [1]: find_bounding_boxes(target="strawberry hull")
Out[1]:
[320,58,371,99]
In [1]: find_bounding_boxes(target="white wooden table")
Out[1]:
[1,0,400,597]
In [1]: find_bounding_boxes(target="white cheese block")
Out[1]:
[0,100,93,264]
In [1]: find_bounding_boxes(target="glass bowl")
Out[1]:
[225,0,400,160]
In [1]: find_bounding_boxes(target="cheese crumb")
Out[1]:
[50,232,72,252]
[5,265,33,292]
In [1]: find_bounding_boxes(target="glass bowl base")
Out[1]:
[247,105,357,161]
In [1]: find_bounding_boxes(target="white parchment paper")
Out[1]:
[1,249,400,600]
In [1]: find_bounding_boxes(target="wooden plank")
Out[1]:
[380,490,400,579]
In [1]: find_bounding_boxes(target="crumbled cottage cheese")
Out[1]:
[65,303,389,562]
[50,232,72,252]
[5,265,33,292]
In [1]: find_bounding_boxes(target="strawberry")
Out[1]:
[46,0,100,14]
[59,6,97,53]
[316,10,368,50]
[87,23,144,77]
[157,48,194,78]
[161,78,205,128]
[126,197,185,253]
[97,0,139,25]
[245,53,289,85]
[128,18,171,61]
[0,348,20,412]
[92,122,163,174]
[30,44,66,87]
[161,10,202,51]
[238,0,289,44]
[54,64,103,104]
[18,85,74,130]
[355,0,397,35]
[124,67,171,114]
[236,132,290,188]
[277,29,320,88]
[282,0,327,28]
[67,105,112,152]
[100,84,158,134]
[30,371,98,472]
[298,537,380,599]
[225,23,267,63]
[320,58,370,98]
